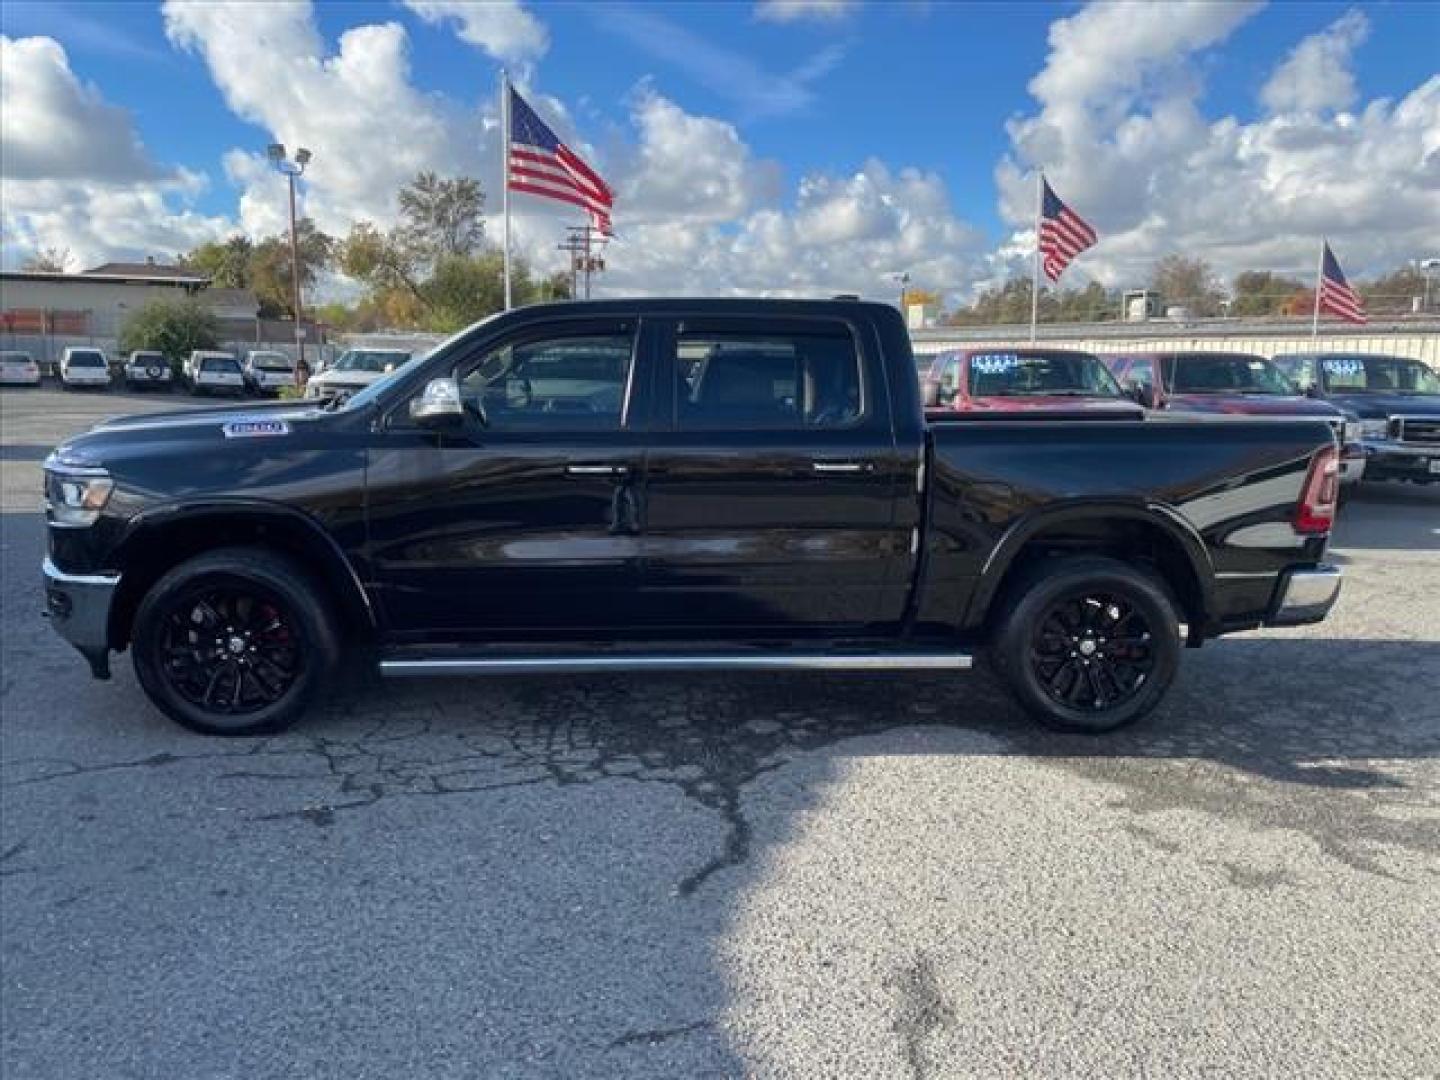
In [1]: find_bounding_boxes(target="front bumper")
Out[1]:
[1267,565,1342,627]
[42,557,119,678]
[1361,439,1440,482]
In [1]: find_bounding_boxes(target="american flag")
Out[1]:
[507,86,614,234]
[1038,177,1097,281]
[1318,242,1366,324]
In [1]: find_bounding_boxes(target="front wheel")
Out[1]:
[131,548,340,735]
[991,556,1181,734]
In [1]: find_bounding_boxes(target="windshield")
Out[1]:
[67,351,105,368]
[960,350,1124,399]
[1319,354,1440,395]
[1,352,32,363]
[250,353,293,371]
[1171,353,1295,395]
[201,357,241,374]
[130,352,164,363]
[332,349,409,374]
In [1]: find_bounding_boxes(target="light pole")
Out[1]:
[891,271,910,311]
[267,143,312,384]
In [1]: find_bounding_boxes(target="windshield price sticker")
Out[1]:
[972,353,1020,375]
[222,419,291,439]
[1323,357,1363,376]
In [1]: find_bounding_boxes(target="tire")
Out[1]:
[131,547,340,736]
[990,556,1181,734]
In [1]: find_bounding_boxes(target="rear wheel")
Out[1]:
[991,556,1181,733]
[131,548,339,735]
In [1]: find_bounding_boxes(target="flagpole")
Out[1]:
[501,68,513,311]
[1311,237,1324,340]
[1030,168,1042,343]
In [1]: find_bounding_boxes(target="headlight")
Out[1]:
[1360,419,1390,440]
[44,468,114,526]
[1342,420,1362,443]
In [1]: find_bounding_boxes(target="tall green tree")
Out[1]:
[247,219,334,318]
[183,235,254,288]
[397,171,486,264]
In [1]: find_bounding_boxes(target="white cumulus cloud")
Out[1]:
[754,0,859,23]
[994,2,1440,288]
[1261,8,1369,114]
[401,0,548,65]
[0,35,231,268]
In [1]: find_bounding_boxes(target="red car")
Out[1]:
[1104,351,1365,483]
[923,347,1143,417]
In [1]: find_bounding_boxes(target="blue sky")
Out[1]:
[2,1,1437,296]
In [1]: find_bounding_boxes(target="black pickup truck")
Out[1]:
[42,299,1343,736]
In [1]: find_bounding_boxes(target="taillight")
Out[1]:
[1294,445,1339,534]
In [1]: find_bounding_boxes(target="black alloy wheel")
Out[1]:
[992,556,1181,733]
[132,548,339,735]
[1029,590,1156,712]
[159,585,301,715]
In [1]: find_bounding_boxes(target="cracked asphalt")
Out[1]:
[3,386,1438,1079]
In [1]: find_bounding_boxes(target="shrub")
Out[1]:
[118,297,220,373]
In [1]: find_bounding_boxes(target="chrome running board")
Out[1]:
[379,651,973,677]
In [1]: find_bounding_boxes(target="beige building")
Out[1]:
[1,260,210,338]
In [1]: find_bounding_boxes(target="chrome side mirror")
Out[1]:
[410,377,465,427]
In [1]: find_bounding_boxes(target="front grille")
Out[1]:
[1398,417,1440,445]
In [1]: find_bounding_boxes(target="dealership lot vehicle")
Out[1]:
[0,350,42,386]
[57,346,112,390]
[242,350,297,396]
[923,346,1142,417]
[3,381,1438,1080]
[304,347,410,401]
[185,351,244,396]
[1272,351,1440,485]
[1105,350,1366,483]
[121,350,173,391]
[41,299,1342,737]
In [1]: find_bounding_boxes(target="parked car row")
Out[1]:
[922,347,1439,486]
[0,347,303,397]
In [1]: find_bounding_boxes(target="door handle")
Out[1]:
[812,461,872,474]
[565,463,630,477]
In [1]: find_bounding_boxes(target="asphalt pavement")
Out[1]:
[3,385,1437,1079]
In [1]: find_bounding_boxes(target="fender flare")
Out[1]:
[960,499,1215,630]
[110,498,377,640]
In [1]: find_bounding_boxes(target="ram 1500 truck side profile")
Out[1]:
[42,299,1343,736]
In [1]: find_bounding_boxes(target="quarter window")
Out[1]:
[455,332,635,431]
[672,329,864,430]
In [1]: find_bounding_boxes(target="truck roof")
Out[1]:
[502,297,901,319]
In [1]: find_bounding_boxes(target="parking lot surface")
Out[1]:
[3,386,1438,1079]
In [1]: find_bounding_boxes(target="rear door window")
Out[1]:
[671,325,864,430]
